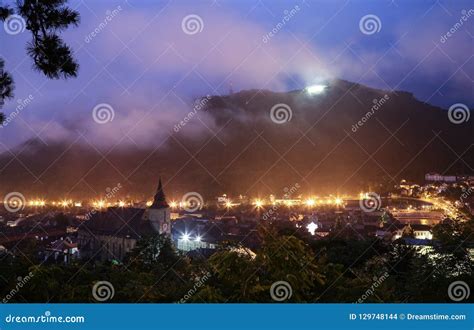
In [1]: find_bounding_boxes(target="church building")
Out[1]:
[78,178,171,261]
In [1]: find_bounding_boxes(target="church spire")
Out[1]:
[150,177,169,209]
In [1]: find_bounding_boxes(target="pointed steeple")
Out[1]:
[150,177,169,209]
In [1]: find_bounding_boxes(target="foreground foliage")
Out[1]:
[0,220,472,303]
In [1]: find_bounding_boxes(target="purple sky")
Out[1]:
[0,0,472,149]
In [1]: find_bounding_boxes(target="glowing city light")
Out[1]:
[60,200,71,207]
[13,194,353,210]
[195,236,202,242]
[306,84,326,95]
[94,200,106,208]
[254,199,264,208]
[360,192,370,199]
[182,233,190,241]
[169,201,178,208]
[29,199,46,207]
[306,222,318,235]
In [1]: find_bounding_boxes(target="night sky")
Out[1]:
[0,0,472,148]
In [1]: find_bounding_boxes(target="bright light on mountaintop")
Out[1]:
[306,84,327,95]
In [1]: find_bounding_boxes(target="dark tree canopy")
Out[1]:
[0,0,80,120]
[1,218,472,303]
[0,58,14,122]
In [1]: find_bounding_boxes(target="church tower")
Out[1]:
[142,177,171,235]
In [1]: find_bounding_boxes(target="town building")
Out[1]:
[44,237,79,264]
[425,173,457,183]
[78,178,171,261]
[392,224,433,240]
[172,217,219,252]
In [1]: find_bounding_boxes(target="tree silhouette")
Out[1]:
[0,59,14,122]
[0,0,79,121]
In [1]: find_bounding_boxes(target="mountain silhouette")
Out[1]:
[1,79,472,200]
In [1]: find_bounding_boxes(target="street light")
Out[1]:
[254,199,264,208]
[169,201,178,208]
[306,222,318,235]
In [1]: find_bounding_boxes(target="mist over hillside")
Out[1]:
[1,79,472,200]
